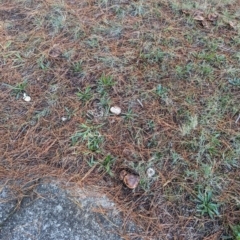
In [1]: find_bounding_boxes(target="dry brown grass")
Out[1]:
[0,0,240,239]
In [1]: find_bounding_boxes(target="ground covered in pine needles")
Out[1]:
[0,0,240,239]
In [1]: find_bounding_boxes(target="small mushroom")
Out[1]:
[61,116,67,122]
[146,168,155,178]
[23,93,31,102]
[120,170,140,189]
[110,106,121,115]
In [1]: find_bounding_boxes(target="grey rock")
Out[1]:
[0,181,138,240]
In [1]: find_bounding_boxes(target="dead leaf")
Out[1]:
[208,13,218,21]
[194,15,205,21]
[182,9,191,15]
[194,10,204,15]
[229,21,237,29]
[202,20,210,29]
[193,10,205,21]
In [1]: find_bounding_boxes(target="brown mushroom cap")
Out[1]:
[119,170,127,180]
[123,173,140,189]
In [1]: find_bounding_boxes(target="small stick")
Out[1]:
[137,99,143,108]
[236,114,240,123]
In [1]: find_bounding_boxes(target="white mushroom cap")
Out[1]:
[110,106,121,115]
[23,93,31,102]
[146,168,155,178]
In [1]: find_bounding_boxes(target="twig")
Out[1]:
[236,114,240,123]
[137,99,143,108]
